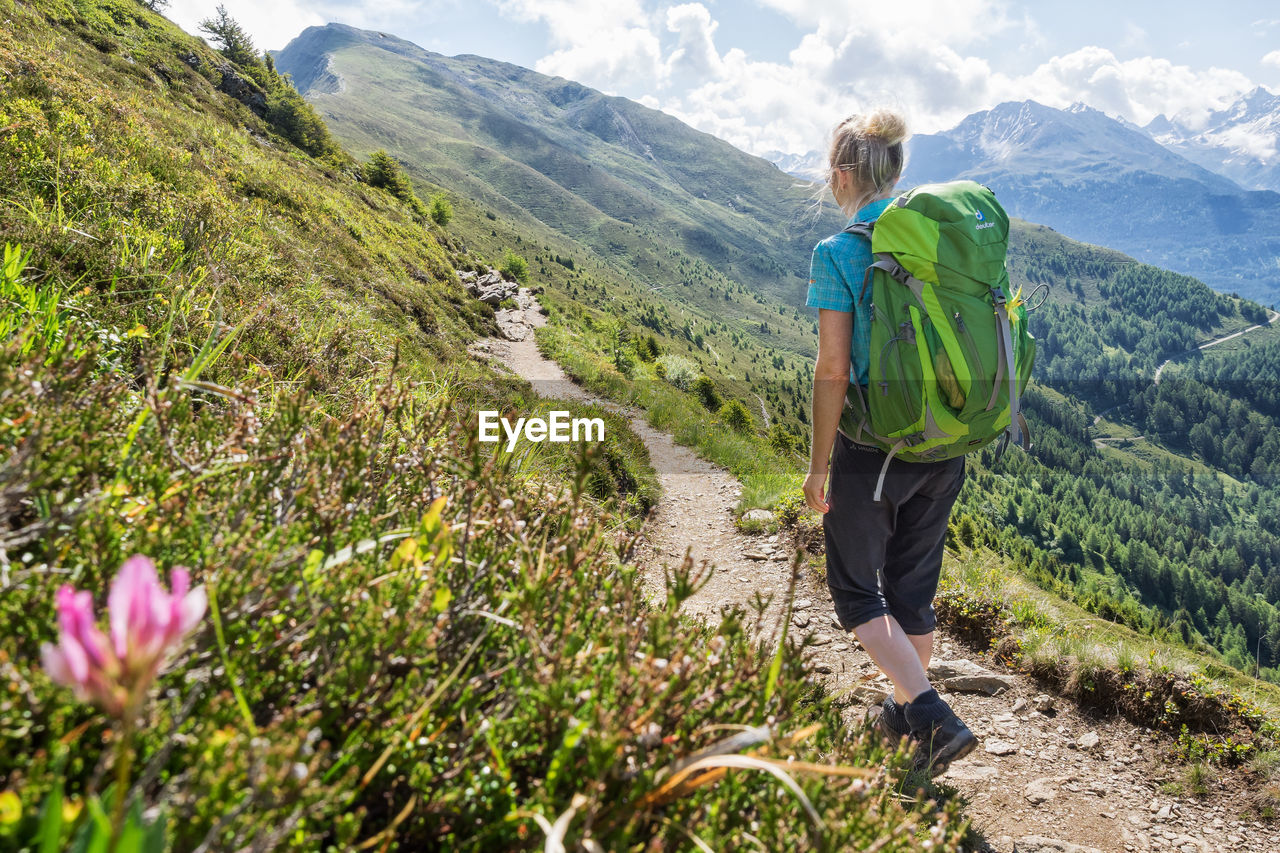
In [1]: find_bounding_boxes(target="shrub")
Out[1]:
[500,251,530,284]
[694,375,721,411]
[656,354,698,389]
[429,192,453,226]
[364,150,426,216]
[719,398,753,433]
[768,423,805,456]
[635,334,661,362]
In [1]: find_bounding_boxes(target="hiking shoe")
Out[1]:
[875,696,914,744]
[910,711,977,777]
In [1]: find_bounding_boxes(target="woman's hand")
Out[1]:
[803,465,830,514]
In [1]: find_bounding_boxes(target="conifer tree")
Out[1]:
[199,5,258,67]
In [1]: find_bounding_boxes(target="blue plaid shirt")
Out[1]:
[805,198,892,386]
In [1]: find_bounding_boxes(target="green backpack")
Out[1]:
[840,180,1035,501]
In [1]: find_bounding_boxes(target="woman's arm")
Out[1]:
[804,308,853,513]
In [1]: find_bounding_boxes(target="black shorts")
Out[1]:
[823,432,965,635]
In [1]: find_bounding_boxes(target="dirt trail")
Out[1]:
[1153,310,1280,385]
[471,294,1277,853]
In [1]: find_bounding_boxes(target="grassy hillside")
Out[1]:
[273,24,841,313]
[0,2,974,850]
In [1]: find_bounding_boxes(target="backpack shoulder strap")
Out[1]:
[842,221,877,301]
[843,221,874,240]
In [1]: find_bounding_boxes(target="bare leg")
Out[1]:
[852,614,933,704]
[900,631,935,702]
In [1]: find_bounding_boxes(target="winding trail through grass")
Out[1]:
[470,293,1275,853]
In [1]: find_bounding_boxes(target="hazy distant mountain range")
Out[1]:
[897,99,1280,305]
[1146,87,1280,194]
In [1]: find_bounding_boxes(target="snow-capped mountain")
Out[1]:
[1146,87,1280,192]
[900,100,1280,305]
[907,100,1241,191]
[764,148,825,182]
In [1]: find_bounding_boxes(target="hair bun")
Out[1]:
[864,110,908,146]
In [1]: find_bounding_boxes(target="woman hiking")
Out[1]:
[802,110,977,777]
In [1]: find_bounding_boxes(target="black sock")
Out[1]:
[881,696,910,735]
[904,688,951,732]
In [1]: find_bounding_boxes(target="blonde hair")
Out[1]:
[828,110,908,214]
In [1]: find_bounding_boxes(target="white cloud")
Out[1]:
[1010,47,1253,128]
[495,0,662,88]
[662,4,723,83]
[754,0,1012,47]
[1264,50,1280,70]
[534,30,662,88]
[1208,126,1278,163]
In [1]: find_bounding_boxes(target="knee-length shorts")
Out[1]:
[823,431,966,635]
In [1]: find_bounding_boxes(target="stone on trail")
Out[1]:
[928,659,1016,695]
[1012,697,1028,714]
[1023,777,1057,804]
[850,685,890,705]
[1012,837,1102,853]
[743,551,769,561]
[1034,693,1056,714]
[944,763,998,783]
[742,509,775,523]
[985,739,1018,756]
[1076,730,1100,750]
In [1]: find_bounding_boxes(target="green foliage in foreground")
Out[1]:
[0,331,966,850]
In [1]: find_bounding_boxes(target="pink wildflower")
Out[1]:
[41,556,206,717]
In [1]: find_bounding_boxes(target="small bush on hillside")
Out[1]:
[656,354,697,389]
[429,192,453,226]
[769,423,806,456]
[694,374,722,411]
[364,150,426,216]
[500,251,530,284]
[635,334,661,362]
[719,398,754,433]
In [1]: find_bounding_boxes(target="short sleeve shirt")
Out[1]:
[805,198,893,387]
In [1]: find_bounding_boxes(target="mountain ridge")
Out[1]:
[275,23,840,313]
[903,99,1280,305]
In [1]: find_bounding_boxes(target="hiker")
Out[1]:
[802,110,977,776]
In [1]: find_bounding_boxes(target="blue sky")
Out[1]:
[164,1,1280,157]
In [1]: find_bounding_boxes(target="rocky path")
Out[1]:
[471,293,1278,853]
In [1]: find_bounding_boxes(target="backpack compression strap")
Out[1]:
[990,286,1030,451]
